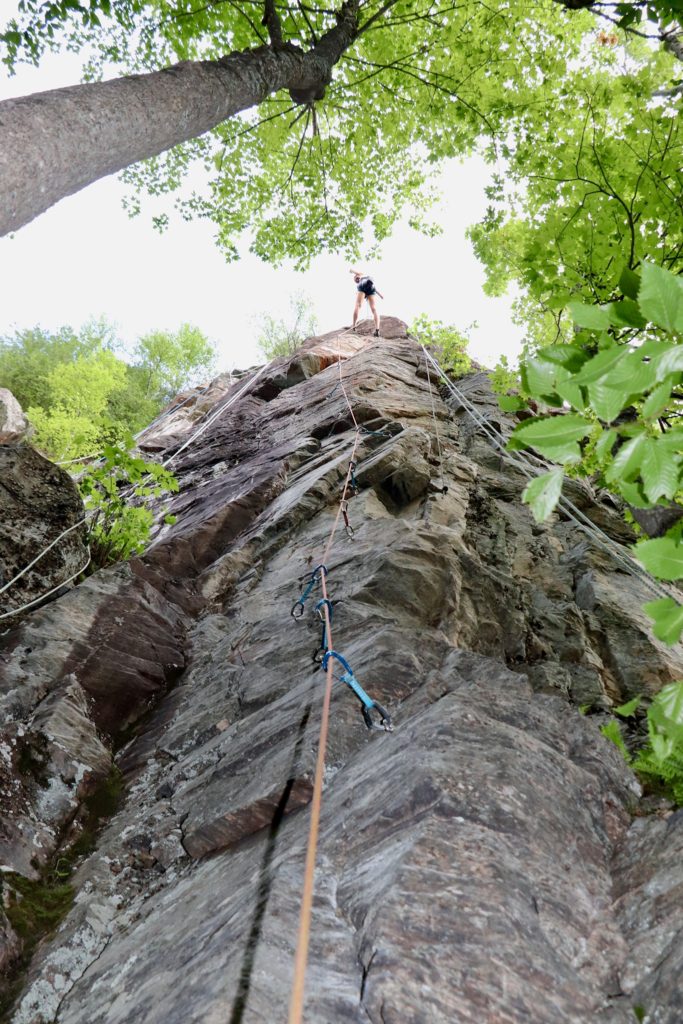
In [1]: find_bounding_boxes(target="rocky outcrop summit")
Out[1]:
[1,319,682,1023]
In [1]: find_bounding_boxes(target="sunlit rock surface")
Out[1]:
[1,320,683,1023]
[0,391,31,445]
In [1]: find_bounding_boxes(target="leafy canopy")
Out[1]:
[0,319,216,460]
[0,0,625,266]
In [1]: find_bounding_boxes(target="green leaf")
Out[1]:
[618,480,652,508]
[510,414,592,455]
[636,536,683,580]
[521,355,560,397]
[653,344,683,383]
[615,695,641,717]
[649,681,683,745]
[642,381,673,420]
[657,427,683,452]
[573,344,627,386]
[605,433,647,483]
[587,381,627,423]
[595,428,617,461]
[605,300,646,330]
[638,262,683,333]
[497,394,527,412]
[568,301,611,331]
[600,719,630,761]
[644,598,683,645]
[555,379,587,411]
[521,467,564,522]
[640,439,679,502]
[619,266,641,301]
[538,345,589,372]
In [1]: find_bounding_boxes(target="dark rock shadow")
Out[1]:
[228,704,312,1024]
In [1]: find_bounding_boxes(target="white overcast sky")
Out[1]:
[0,36,524,371]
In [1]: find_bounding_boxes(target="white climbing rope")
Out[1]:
[0,517,87,597]
[162,363,269,467]
[0,550,92,621]
[1,363,269,619]
[423,348,446,490]
[421,345,678,605]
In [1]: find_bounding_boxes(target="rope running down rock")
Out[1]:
[287,337,365,1024]
[421,345,677,605]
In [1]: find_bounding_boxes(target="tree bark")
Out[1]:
[0,0,358,236]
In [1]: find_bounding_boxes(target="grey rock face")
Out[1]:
[0,391,31,445]
[0,446,88,623]
[2,324,682,1023]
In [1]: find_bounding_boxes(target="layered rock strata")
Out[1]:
[1,319,682,1023]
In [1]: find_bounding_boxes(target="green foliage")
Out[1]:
[505,263,683,643]
[522,468,565,523]
[489,356,520,396]
[0,0,616,265]
[633,682,683,805]
[412,315,472,377]
[256,293,318,361]
[133,323,216,403]
[0,319,216,461]
[600,718,631,760]
[78,443,178,567]
[600,683,683,806]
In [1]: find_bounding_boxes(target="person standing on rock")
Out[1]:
[350,269,384,337]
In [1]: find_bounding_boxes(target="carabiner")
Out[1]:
[291,564,328,620]
[362,701,393,732]
[340,500,355,540]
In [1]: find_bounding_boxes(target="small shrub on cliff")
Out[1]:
[79,443,178,567]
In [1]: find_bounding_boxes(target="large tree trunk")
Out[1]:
[0,1,358,236]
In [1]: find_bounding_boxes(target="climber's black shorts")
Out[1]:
[357,284,376,296]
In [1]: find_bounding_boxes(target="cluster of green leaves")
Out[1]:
[489,355,520,396]
[2,0,607,266]
[0,319,215,460]
[78,442,178,567]
[500,262,683,644]
[412,314,472,377]
[256,293,318,360]
[602,682,683,806]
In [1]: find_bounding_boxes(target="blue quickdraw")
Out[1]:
[291,564,328,620]
[321,650,393,732]
[348,460,359,495]
[312,598,334,664]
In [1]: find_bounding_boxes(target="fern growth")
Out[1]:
[602,682,683,806]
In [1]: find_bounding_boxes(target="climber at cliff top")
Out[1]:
[350,268,384,337]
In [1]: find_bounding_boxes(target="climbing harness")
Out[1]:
[312,598,334,664]
[322,650,393,732]
[291,564,328,619]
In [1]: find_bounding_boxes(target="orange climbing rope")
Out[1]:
[287,339,363,1024]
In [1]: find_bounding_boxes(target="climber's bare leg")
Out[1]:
[367,295,380,332]
[352,292,364,329]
